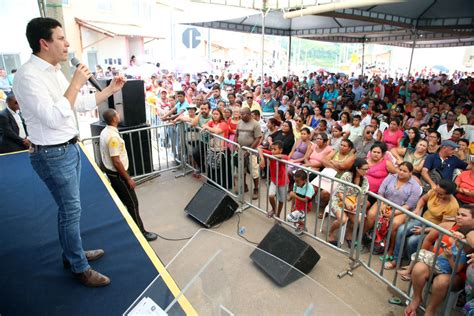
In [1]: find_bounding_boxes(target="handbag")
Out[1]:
[206,148,225,169]
[410,249,442,274]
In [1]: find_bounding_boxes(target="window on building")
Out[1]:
[0,54,21,73]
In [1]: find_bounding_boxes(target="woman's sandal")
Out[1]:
[379,255,394,262]
[383,261,397,270]
[388,297,404,306]
[328,240,338,247]
[267,210,275,218]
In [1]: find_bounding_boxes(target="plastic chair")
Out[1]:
[319,203,347,247]
[443,289,462,316]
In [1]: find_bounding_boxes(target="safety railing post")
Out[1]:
[178,122,187,176]
[237,146,245,204]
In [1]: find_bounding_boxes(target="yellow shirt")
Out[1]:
[294,124,310,140]
[99,125,129,172]
[241,100,262,114]
[423,189,459,225]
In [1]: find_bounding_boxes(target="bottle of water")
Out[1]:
[239,226,246,235]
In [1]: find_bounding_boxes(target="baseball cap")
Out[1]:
[441,140,459,149]
[361,104,369,110]
[187,104,198,110]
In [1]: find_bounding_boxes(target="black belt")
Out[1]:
[31,137,78,150]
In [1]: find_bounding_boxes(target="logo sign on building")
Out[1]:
[182,28,201,49]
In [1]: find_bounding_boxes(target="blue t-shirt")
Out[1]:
[437,243,467,274]
[261,98,277,113]
[323,89,339,106]
[175,100,189,114]
[423,153,468,180]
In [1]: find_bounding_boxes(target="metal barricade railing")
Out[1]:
[345,191,466,315]
[240,146,365,255]
[182,123,242,200]
[82,122,466,314]
[80,123,187,182]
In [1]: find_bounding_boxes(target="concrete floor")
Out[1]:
[135,171,412,316]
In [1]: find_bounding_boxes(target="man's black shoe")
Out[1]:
[144,231,158,241]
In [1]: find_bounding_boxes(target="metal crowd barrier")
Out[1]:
[181,123,242,200]
[81,122,465,314]
[239,146,365,255]
[344,191,466,315]
[80,123,187,183]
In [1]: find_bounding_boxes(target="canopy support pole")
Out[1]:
[288,35,292,75]
[361,37,366,78]
[406,28,417,97]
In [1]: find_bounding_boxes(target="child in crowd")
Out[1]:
[287,169,315,235]
[259,141,288,218]
[347,114,363,143]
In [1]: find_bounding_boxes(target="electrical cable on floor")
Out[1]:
[236,213,259,245]
[155,233,194,241]
[153,214,226,241]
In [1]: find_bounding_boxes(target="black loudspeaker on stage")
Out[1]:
[184,183,238,228]
[250,225,320,287]
[97,79,146,127]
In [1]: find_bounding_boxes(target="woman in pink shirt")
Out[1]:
[366,142,397,203]
[304,132,333,171]
[382,118,404,150]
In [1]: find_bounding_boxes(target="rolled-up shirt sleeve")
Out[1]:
[14,72,74,129]
[14,71,97,129]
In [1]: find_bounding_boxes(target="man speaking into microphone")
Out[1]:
[13,17,125,287]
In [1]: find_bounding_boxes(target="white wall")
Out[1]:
[0,0,40,64]
[80,28,128,70]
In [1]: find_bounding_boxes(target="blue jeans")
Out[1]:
[393,219,423,261]
[30,143,90,273]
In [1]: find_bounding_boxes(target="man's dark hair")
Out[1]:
[6,94,16,104]
[103,109,117,125]
[26,17,62,53]
[200,101,211,109]
[175,90,185,96]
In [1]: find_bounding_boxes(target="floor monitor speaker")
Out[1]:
[184,183,238,228]
[250,225,320,286]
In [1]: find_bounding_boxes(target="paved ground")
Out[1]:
[134,171,410,316]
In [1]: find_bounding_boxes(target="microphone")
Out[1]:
[70,58,102,92]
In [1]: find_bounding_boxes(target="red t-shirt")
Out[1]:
[262,149,288,186]
[456,171,474,204]
[208,120,230,139]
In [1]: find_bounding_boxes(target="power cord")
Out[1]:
[236,213,259,245]
[153,214,226,242]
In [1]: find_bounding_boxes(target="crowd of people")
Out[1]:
[146,69,474,315]
[3,34,474,310]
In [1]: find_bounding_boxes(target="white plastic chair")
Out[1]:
[319,201,347,247]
